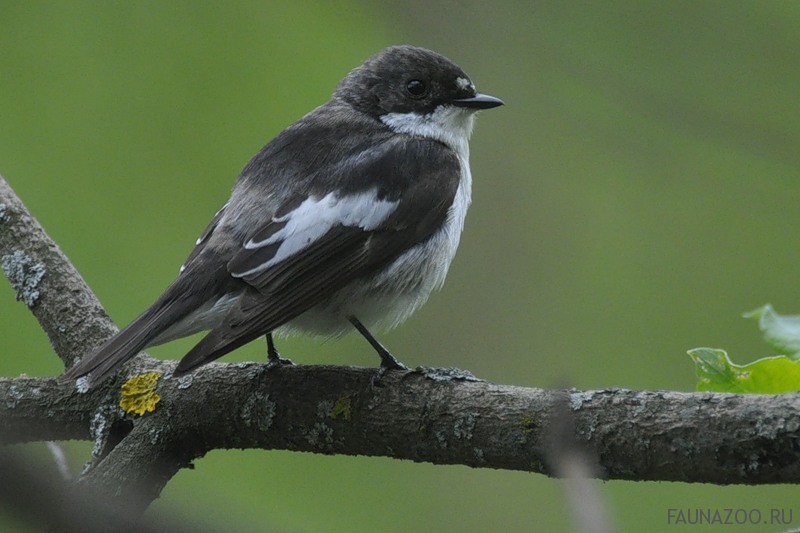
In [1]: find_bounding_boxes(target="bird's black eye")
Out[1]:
[406,79,427,97]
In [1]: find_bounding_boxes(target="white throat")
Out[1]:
[380,105,475,159]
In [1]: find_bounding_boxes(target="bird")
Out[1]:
[63,45,503,386]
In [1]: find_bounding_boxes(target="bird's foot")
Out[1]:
[266,355,294,370]
[370,349,409,387]
[266,333,294,370]
[348,315,409,385]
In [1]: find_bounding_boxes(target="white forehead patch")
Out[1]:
[456,77,474,91]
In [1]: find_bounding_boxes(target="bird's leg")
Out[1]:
[265,333,293,369]
[348,316,409,378]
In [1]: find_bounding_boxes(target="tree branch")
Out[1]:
[0,176,120,367]
[2,173,800,519]
[2,363,800,512]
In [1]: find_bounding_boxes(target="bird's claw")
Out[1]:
[266,356,294,371]
[370,357,409,387]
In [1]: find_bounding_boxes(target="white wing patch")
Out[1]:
[235,190,398,278]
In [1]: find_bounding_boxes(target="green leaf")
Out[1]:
[743,304,800,360]
[688,347,800,393]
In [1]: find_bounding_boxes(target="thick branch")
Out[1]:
[3,363,800,510]
[0,376,93,442]
[0,176,117,367]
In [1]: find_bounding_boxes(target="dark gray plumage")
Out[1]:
[62,45,502,385]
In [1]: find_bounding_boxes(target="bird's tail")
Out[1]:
[61,302,184,386]
[172,287,309,376]
[172,324,263,377]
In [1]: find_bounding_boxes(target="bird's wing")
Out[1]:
[174,136,461,374]
[179,202,229,272]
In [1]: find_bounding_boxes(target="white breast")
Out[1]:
[280,105,475,337]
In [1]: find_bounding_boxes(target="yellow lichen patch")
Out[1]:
[119,372,162,416]
[520,413,536,435]
[329,395,352,421]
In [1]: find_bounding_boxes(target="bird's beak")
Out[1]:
[452,93,504,110]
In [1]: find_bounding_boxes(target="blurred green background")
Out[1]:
[2,1,799,531]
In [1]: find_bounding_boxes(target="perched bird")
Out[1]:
[63,45,503,386]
